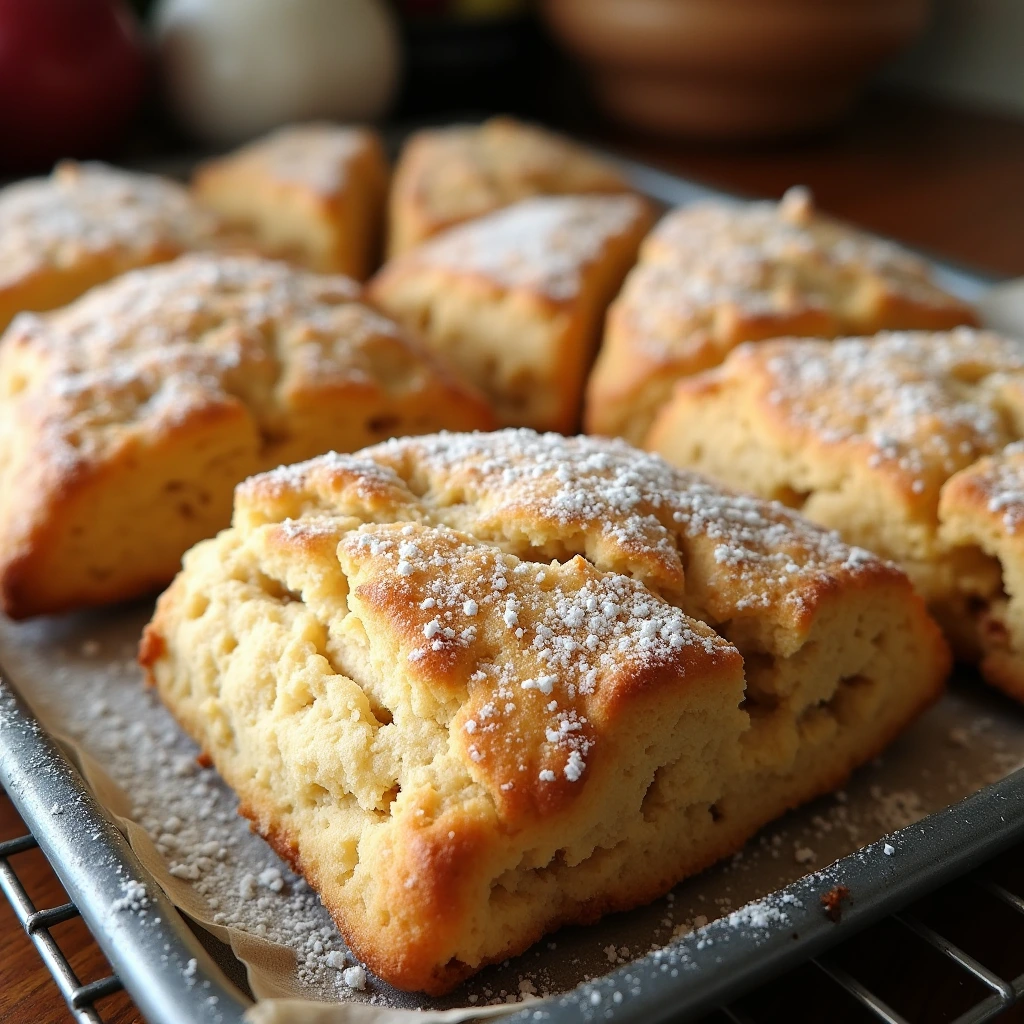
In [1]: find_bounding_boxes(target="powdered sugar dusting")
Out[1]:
[203,123,371,196]
[346,519,730,793]
[760,329,1021,493]
[977,440,1024,533]
[0,253,423,479]
[617,188,971,362]
[365,429,885,618]
[407,195,647,301]
[0,161,217,287]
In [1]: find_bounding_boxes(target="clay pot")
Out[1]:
[541,0,930,139]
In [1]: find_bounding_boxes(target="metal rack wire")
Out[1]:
[0,677,249,1024]
[0,819,123,1023]
[5,772,1024,1024]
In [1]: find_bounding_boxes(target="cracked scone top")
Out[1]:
[0,254,493,618]
[141,429,947,994]
[646,328,1024,701]
[585,187,977,444]
[0,161,222,332]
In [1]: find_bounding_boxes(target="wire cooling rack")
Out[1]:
[1,821,126,1024]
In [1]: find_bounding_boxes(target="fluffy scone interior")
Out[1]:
[0,254,494,619]
[645,328,1024,697]
[141,430,948,994]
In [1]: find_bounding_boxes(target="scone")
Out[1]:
[645,328,1024,692]
[193,124,389,280]
[140,430,947,994]
[369,195,654,432]
[0,161,221,333]
[0,255,493,619]
[387,116,632,256]
[585,187,978,444]
[939,443,1024,701]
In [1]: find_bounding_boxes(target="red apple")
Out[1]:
[0,0,148,170]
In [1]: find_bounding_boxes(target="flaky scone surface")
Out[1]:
[387,117,631,256]
[193,124,389,279]
[0,254,493,618]
[0,161,222,332]
[586,187,978,443]
[369,195,653,431]
[940,442,1024,700]
[647,328,1024,691]
[142,430,946,993]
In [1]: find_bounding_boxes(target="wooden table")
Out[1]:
[2,91,1023,1024]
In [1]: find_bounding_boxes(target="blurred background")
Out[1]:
[1,0,1021,273]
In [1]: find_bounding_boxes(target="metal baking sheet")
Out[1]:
[1,148,1023,1024]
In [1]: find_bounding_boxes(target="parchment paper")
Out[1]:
[3,283,1024,1023]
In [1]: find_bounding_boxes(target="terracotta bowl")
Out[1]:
[541,0,930,139]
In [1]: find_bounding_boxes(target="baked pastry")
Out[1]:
[645,328,1024,692]
[193,124,389,280]
[369,195,654,432]
[585,187,978,444]
[387,116,632,257]
[0,161,220,333]
[939,443,1024,701]
[0,254,493,619]
[140,430,947,994]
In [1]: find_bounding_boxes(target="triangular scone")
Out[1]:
[369,195,654,432]
[0,161,223,333]
[645,328,1024,694]
[0,255,493,619]
[585,188,978,444]
[940,443,1024,702]
[141,430,947,994]
[193,124,389,280]
[387,116,632,256]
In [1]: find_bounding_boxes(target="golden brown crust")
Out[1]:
[142,429,947,993]
[585,187,978,444]
[0,161,222,332]
[0,254,494,618]
[387,117,632,257]
[646,327,1024,697]
[193,124,390,279]
[369,194,654,432]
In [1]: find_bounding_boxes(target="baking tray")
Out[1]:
[1,143,1023,1024]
